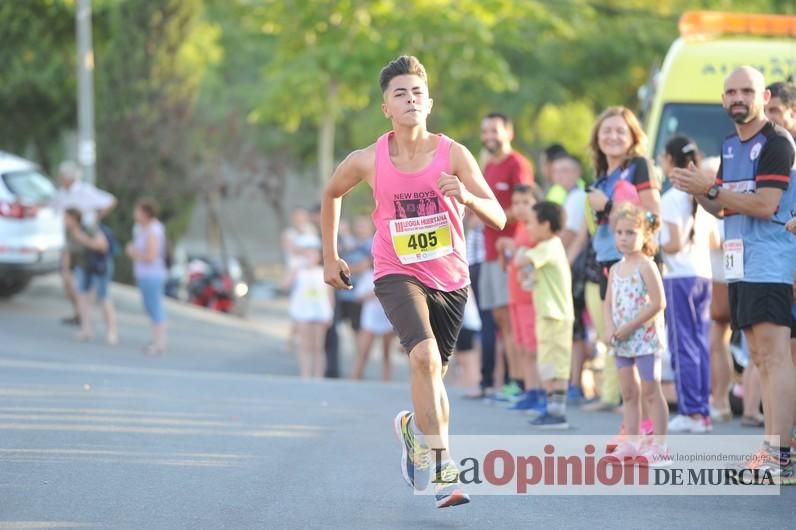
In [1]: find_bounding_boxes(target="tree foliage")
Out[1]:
[94,0,221,281]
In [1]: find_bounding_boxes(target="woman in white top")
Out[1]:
[660,136,718,434]
[285,239,332,378]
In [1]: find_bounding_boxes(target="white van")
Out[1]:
[0,152,64,297]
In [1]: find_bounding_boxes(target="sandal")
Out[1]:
[740,415,764,428]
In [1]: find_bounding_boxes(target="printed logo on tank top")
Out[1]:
[389,188,453,264]
[392,191,441,219]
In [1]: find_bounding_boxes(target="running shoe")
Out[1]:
[393,410,431,490]
[732,445,778,472]
[433,461,471,508]
[771,461,795,486]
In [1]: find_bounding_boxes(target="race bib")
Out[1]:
[389,212,453,264]
[723,239,744,280]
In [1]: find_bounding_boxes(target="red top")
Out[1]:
[483,151,534,261]
[507,221,536,305]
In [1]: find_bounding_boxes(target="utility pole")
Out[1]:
[76,0,96,184]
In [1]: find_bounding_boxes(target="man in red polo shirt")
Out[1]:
[479,112,535,399]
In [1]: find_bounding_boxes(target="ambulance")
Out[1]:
[641,10,796,161]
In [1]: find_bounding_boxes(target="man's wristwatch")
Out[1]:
[705,184,721,200]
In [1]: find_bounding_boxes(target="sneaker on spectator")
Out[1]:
[607,420,653,453]
[529,413,569,430]
[668,414,708,433]
[702,416,713,433]
[567,385,586,405]
[607,441,639,465]
[484,381,522,404]
[506,390,538,411]
[638,442,672,468]
[523,394,547,417]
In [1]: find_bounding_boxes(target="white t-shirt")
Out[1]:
[52,181,115,226]
[659,188,715,279]
[563,187,587,234]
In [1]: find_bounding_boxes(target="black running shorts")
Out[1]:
[374,274,468,364]
[727,281,793,331]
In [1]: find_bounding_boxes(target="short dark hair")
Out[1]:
[484,112,512,129]
[544,143,568,160]
[767,81,795,106]
[532,201,563,233]
[550,152,580,166]
[136,198,159,219]
[379,56,428,93]
[513,183,545,202]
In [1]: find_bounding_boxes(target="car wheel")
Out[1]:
[0,276,32,298]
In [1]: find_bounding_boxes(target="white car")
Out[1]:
[0,152,64,297]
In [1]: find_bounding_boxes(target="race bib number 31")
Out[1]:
[723,239,744,280]
[389,212,454,264]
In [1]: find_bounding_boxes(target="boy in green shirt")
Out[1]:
[515,201,574,428]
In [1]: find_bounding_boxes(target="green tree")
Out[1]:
[246,0,515,186]
[94,0,220,281]
[0,0,76,173]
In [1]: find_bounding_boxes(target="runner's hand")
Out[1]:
[324,258,352,290]
[438,171,472,205]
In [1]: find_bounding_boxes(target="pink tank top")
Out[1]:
[371,131,469,291]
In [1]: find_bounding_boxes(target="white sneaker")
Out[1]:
[667,415,707,433]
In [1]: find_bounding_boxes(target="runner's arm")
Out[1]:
[447,143,506,230]
[321,149,368,289]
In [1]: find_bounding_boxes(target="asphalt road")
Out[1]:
[0,275,792,529]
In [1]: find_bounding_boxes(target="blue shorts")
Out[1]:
[74,263,113,300]
[137,276,166,324]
